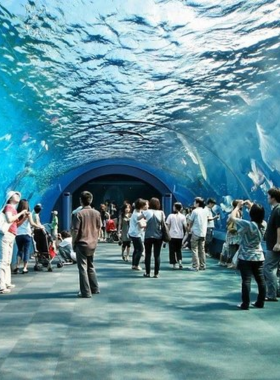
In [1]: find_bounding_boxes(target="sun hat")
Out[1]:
[5,191,21,203]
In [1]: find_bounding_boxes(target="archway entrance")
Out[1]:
[72,174,162,211]
[50,162,176,230]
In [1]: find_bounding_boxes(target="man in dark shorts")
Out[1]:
[72,191,101,298]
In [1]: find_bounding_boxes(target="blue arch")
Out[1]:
[40,158,193,222]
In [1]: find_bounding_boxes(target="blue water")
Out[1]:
[1,0,280,214]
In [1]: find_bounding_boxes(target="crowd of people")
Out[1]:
[1,188,280,309]
[0,193,75,294]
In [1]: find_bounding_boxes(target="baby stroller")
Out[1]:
[106,219,119,243]
[33,228,62,272]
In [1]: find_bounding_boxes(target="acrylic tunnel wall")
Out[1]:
[1,0,280,227]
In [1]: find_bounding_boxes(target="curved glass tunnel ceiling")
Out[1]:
[1,0,280,214]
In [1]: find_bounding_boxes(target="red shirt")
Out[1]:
[4,204,18,235]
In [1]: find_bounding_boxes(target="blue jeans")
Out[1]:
[130,236,143,267]
[16,234,32,262]
[238,259,266,308]
[264,250,280,299]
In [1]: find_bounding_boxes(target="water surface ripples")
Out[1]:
[1,0,280,205]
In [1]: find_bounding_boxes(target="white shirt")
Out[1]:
[17,219,32,236]
[189,207,208,237]
[128,210,143,238]
[32,211,41,226]
[166,213,187,239]
[59,237,76,261]
[205,206,215,228]
[59,237,73,249]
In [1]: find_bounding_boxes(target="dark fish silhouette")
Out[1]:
[109,130,145,139]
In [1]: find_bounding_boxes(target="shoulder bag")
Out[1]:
[231,250,239,267]
[0,212,12,235]
[161,212,171,243]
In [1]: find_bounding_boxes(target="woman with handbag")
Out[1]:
[229,200,266,310]
[142,197,165,278]
[0,191,28,294]
[166,202,187,269]
[128,198,147,271]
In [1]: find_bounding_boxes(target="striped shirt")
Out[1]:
[233,218,266,261]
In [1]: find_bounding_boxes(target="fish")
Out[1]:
[176,131,207,180]
[220,195,233,212]
[109,130,145,139]
[0,134,12,141]
[256,122,280,172]
[22,132,30,142]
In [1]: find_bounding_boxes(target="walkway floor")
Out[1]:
[0,243,279,380]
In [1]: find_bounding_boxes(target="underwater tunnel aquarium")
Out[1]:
[1,0,280,223]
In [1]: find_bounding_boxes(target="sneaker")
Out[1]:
[13,268,20,274]
[179,264,183,270]
[186,267,198,272]
[0,288,11,294]
[133,266,142,271]
[143,273,150,278]
[227,263,235,269]
[264,297,278,302]
[251,302,264,308]
[22,269,28,274]
[153,274,159,278]
[77,292,91,298]
[7,284,16,289]
[237,304,249,310]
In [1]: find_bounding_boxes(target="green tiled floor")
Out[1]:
[0,244,279,380]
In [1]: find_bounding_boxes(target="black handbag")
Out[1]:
[161,212,171,243]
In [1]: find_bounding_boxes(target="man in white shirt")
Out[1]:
[187,197,208,271]
[57,231,77,263]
